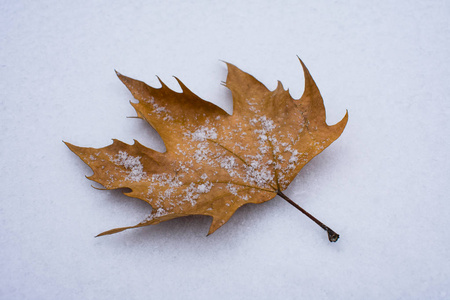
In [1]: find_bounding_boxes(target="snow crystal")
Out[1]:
[113,151,147,182]
[197,181,212,194]
[288,150,299,164]
[154,207,168,217]
[252,116,277,157]
[150,173,183,188]
[220,156,239,177]
[144,96,172,120]
[190,126,218,141]
[183,182,213,206]
[147,185,154,194]
[220,156,236,172]
[154,106,166,114]
[193,142,212,163]
[260,116,275,132]
[259,134,268,142]
[246,98,260,113]
[143,207,169,223]
[259,144,269,154]
[245,164,274,186]
[226,183,238,196]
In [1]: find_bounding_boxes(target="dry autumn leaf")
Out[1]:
[65,58,348,242]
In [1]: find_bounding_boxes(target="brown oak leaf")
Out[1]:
[65,58,348,241]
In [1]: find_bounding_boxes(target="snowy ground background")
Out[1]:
[1,1,449,299]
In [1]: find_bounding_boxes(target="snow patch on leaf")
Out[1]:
[190,126,218,141]
[113,151,147,182]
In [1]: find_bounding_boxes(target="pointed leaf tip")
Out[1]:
[173,76,189,94]
[332,109,349,132]
[275,80,284,92]
[115,69,123,77]
[155,75,168,89]
[96,227,129,237]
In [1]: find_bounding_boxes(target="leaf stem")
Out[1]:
[277,191,339,242]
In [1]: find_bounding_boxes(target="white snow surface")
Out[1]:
[1,1,449,299]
